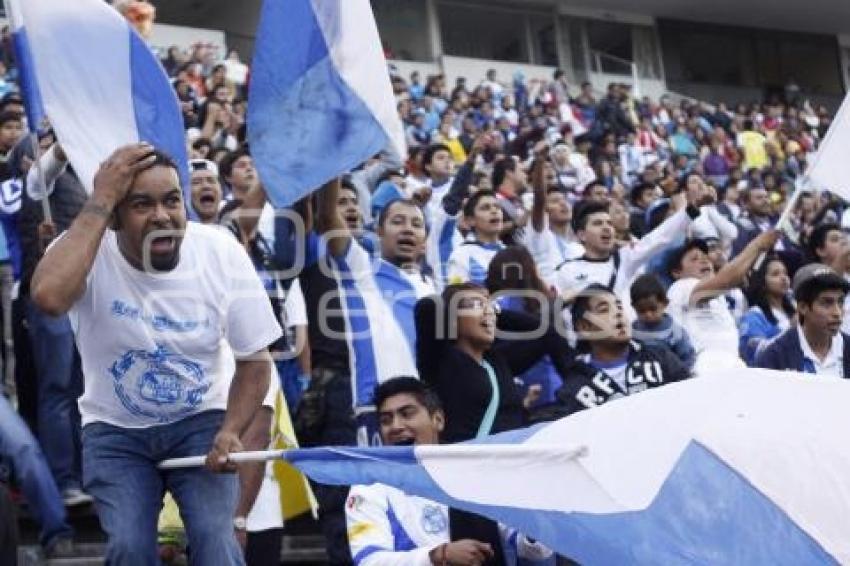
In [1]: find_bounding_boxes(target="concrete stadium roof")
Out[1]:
[552,0,850,36]
[152,0,850,52]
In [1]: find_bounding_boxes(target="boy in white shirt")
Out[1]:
[665,231,778,376]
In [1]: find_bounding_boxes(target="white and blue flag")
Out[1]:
[248,0,405,208]
[283,369,850,564]
[6,0,44,131]
[8,0,188,193]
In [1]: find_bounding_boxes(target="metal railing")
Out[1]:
[589,49,640,97]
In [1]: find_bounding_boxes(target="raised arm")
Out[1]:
[621,192,697,276]
[442,134,489,216]
[530,142,549,233]
[26,143,69,201]
[30,143,157,316]
[691,229,779,303]
[314,178,351,258]
[703,204,739,244]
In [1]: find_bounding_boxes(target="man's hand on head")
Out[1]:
[91,142,157,210]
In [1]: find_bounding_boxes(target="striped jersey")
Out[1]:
[332,239,437,408]
[446,239,505,285]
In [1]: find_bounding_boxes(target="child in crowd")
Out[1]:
[630,273,697,371]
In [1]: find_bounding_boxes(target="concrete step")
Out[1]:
[18,499,329,564]
[18,535,328,565]
[281,535,328,564]
[18,543,105,566]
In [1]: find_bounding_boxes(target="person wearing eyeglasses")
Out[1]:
[414,283,576,445]
[414,283,573,564]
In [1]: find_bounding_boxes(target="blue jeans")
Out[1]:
[82,410,244,566]
[0,394,72,547]
[26,299,83,492]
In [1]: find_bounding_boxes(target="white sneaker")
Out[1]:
[62,488,93,507]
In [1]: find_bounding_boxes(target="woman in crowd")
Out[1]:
[414,282,574,563]
[415,282,575,442]
[739,253,795,365]
[485,246,561,407]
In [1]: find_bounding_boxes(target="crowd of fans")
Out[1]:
[2,1,850,564]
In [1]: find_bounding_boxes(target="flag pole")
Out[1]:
[158,449,287,470]
[29,131,54,225]
[751,177,804,272]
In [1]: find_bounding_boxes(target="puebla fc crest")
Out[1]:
[109,343,209,423]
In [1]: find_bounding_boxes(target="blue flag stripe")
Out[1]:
[248,0,392,208]
[11,27,45,129]
[128,31,190,199]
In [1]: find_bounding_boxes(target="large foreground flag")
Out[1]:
[248,0,405,208]
[283,369,850,564]
[805,92,850,200]
[8,0,188,193]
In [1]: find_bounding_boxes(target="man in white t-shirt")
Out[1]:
[665,231,777,376]
[555,195,697,306]
[31,144,282,565]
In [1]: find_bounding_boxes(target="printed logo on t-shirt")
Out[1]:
[109,343,210,423]
[574,361,665,408]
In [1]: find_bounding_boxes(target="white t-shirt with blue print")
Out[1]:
[69,222,283,428]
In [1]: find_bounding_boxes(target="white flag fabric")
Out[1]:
[805,93,850,201]
[284,369,850,564]
[9,0,188,193]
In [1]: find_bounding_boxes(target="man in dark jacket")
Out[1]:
[554,284,690,415]
[754,264,850,378]
[594,83,634,141]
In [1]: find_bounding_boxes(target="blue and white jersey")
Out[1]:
[446,239,505,286]
[346,482,553,566]
[333,240,437,409]
[425,202,462,290]
[556,208,693,299]
[551,231,585,267]
[428,176,453,205]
